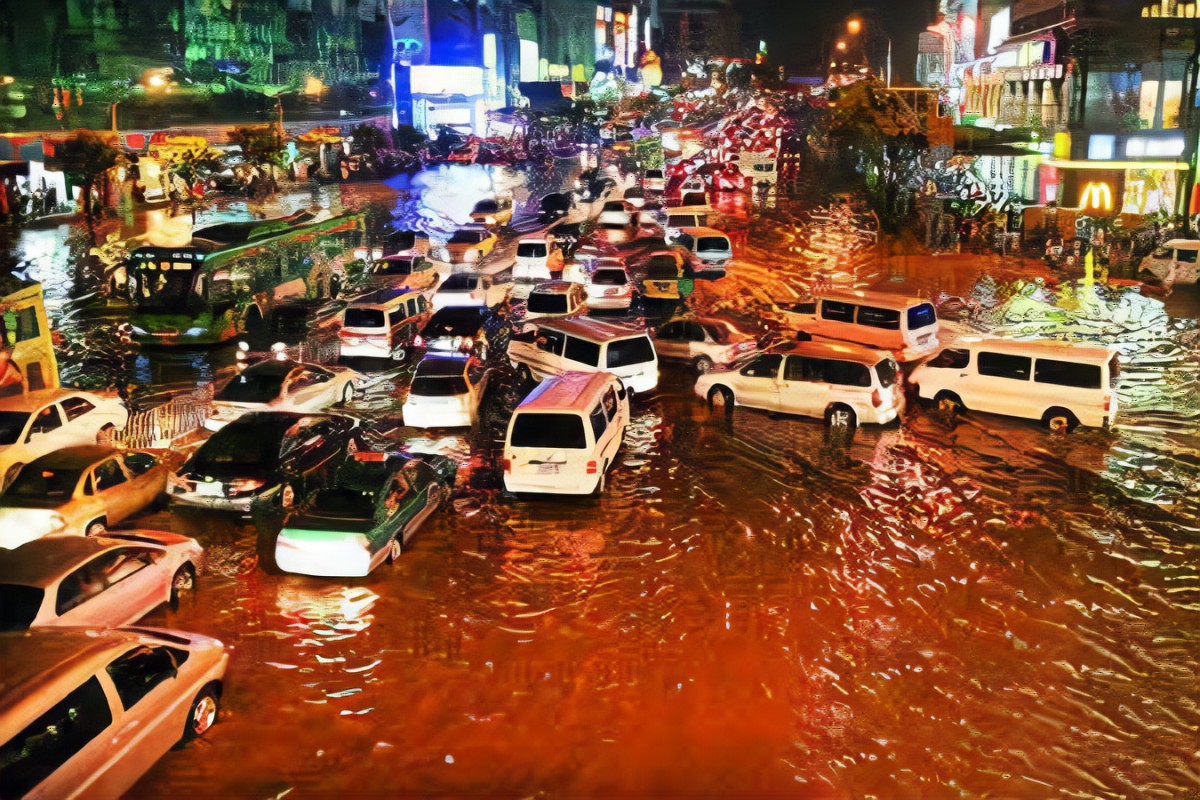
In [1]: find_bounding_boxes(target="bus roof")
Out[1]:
[534,316,645,342]
[517,371,619,413]
[819,289,932,309]
[949,337,1116,362]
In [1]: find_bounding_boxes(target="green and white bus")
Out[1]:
[127,210,363,346]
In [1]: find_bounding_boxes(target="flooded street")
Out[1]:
[5,169,1200,798]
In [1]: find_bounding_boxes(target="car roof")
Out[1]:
[518,371,619,412]
[948,337,1116,362]
[768,340,892,366]
[533,316,645,342]
[0,534,168,588]
[0,389,95,413]
[348,287,418,308]
[818,289,933,309]
[530,280,577,294]
[26,445,120,470]
[1161,238,1200,249]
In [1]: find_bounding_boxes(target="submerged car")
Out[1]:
[525,281,587,320]
[0,447,168,546]
[443,225,497,264]
[585,265,635,311]
[417,306,493,358]
[0,531,202,630]
[170,412,363,513]
[205,360,359,431]
[653,316,758,373]
[273,451,456,576]
[365,254,437,291]
[0,389,129,490]
[403,354,490,429]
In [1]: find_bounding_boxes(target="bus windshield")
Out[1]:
[133,267,196,310]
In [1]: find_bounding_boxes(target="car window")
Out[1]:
[741,354,782,379]
[657,322,680,340]
[7,466,83,501]
[977,352,1032,380]
[92,458,128,491]
[856,306,901,330]
[0,676,112,797]
[379,474,415,519]
[784,356,824,382]
[589,405,607,441]
[56,553,119,615]
[121,452,159,476]
[927,348,970,369]
[106,645,189,710]
[1178,248,1199,263]
[564,336,601,367]
[685,322,706,342]
[606,337,655,369]
[27,405,63,439]
[907,303,938,330]
[824,360,873,387]
[821,301,855,323]
[602,388,619,421]
[60,397,96,421]
[1034,358,1102,389]
[536,330,565,355]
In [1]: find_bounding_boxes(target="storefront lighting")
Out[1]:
[1080,181,1114,213]
[1045,158,1189,171]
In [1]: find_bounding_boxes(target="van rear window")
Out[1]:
[821,301,855,322]
[1034,358,1102,389]
[607,337,655,368]
[511,413,587,449]
[697,237,729,253]
[344,308,386,329]
[857,306,900,329]
[517,243,548,258]
[907,303,937,329]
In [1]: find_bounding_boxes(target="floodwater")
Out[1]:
[6,169,1200,798]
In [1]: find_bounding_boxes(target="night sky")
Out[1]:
[739,0,934,81]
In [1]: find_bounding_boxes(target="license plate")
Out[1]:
[653,281,672,292]
[196,481,223,497]
[606,288,619,296]
[537,463,560,474]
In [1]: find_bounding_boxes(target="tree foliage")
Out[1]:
[49,131,121,237]
[229,125,286,166]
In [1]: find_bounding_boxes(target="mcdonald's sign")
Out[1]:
[1080,181,1114,213]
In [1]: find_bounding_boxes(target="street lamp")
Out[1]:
[836,40,848,52]
[847,18,862,35]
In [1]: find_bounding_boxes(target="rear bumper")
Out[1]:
[340,341,392,359]
[275,534,373,577]
[504,472,599,495]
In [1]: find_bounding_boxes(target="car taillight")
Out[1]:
[502,458,512,473]
[871,389,883,408]
[1104,394,1111,412]
[414,335,425,347]
[586,460,598,474]
[228,478,265,495]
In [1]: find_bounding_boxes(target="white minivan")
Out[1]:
[668,226,732,278]
[513,238,557,282]
[338,287,431,360]
[910,338,1119,431]
[502,371,630,495]
[0,627,228,800]
[781,289,939,362]
[1138,238,1200,284]
[508,317,659,394]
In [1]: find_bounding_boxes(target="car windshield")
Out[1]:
[308,488,375,519]
[528,293,569,314]
[374,259,414,275]
[0,411,29,445]
[907,303,937,330]
[517,243,548,258]
[195,420,288,474]
[6,467,83,501]
[344,308,386,329]
[0,585,44,631]
[875,358,899,386]
[424,310,483,337]
[510,413,587,449]
[441,274,480,292]
[592,269,627,286]
[697,237,728,252]
[411,376,469,396]
[607,337,655,368]
[216,367,288,403]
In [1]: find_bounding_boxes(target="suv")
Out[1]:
[525,281,587,320]
[508,317,659,394]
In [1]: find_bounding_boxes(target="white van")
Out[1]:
[665,209,709,229]
[781,289,939,362]
[1138,238,1199,284]
[508,317,659,394]
[642,168,666,193]
[514,238,555,282]
[910,338,1119,431]
[338,287,431,360]
[0,627,228,800]
[669,226,733,277]
[503,371,630,495]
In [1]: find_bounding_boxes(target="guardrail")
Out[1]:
[115,388,213,450]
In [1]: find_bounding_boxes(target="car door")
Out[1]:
[777,356,829,418]
[54,548,161,627]
[91,456,138,524]
[654,321,686,361]
[23,402,66,461]
[384,471,426,546]
[120,451,166,511]
[734,354,783,411]
[600,386,626,454]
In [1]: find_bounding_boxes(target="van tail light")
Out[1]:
[1104,394,1111,412]
[586,460,598,474]
[502,458,512,474]
[871,389,883,408]
[414,335,425,347]
[228,478,265,496]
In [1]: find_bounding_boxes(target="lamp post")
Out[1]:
[110,101,119,133]
[846,17,891,87]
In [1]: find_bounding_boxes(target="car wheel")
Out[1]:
[934,391,965,419]
[96,423,117,446]
[825,404,857,431]
[170,564,197,609]
[179,686,219,745]
[341,382,355,404]
[707,386,733,414]
[85,518,108,537]
[1043,407,1079,433]
[694,355,714,375]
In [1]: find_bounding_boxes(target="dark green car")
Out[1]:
[272,452,456,576]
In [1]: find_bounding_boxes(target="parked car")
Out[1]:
[636,250,695,303]
[431,271,510,310]
[779,290,940,362]
[508,317,659,394]
[273,450,456,576]
[0,627,228,799]
[403,354,490,429]
[0,390,129,490]
[0,447,168,545]
[597,200,635,228]
[909,338,1119,431]
[206,360,359,431]
[652,316,758,373]
[365,254,437,291]
[502,371,630,495]
[417,306,493,358]
[0,531,202,630]
[695,340,904,428]
[443,225,498,264]
[586,265,635,311]
[170,412,363,513]
[524,281,587,320]
[469,197,513,226]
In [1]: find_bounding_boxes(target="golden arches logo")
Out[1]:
[1081,181,1114,212]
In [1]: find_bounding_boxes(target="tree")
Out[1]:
[49,131,121,242]
[166,145,224,189]
[229,125,286,167]
[349,123,389,155]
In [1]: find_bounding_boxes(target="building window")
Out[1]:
[1088,135,1115,160]
[1140,79,1160,127]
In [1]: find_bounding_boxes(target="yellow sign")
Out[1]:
[1080,181,1113,213]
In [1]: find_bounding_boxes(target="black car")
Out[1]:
[417,306,494,359]
[169,412,363,514]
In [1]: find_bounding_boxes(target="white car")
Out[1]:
[597,200,634,228]
[695,340,904,428]
[0,390,129,489]
[653,316,758,373]
[432,272,510,310]
[0,530,202,629]
[586,265,635,310]
[513,238,558,282]
[525,281,587,320]
[205,359,359,432]
[403,354,490,429]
